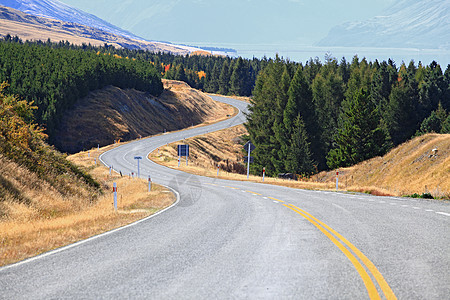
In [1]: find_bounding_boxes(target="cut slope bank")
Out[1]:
[54,80,234,153]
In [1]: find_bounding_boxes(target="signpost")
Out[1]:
[263,167,266,182]
[113,182,117,211]
[243,141,255,179]
[336,170,339,191]
[134,156,143,178]
[177,144,189,166]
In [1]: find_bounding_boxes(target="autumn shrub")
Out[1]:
[0,84,100,200]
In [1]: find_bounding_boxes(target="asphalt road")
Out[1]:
[1,96,449,299]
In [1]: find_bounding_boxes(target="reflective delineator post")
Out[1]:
[88,151,90,158]
[246,143,251,179]
[148,176,152,192]
[336,170,339,191]
[178,156,180,167]
[263,167,266,182]
[217,164,220,176]
[113,182,117,211]
[109,166,112,175]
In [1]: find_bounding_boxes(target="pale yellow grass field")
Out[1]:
[0,144,175,267]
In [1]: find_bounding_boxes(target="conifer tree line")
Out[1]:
[246,55,450,176]
[0,36,163,142]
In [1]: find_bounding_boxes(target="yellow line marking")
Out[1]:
[246,191,262,195]
[225,186,239,190]
[268,197,285,203]
[285,204,382,300]
[286,204,396,300]
[205,183,218,186]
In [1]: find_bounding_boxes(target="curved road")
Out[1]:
[1,96,449,299]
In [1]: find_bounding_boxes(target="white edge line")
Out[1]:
[436,212,450,217]
[0,186,180,272]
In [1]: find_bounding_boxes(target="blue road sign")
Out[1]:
[177,144,189,157]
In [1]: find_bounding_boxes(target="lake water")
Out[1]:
[205,43,450,68]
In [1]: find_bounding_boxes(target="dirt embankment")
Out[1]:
[54,80,234,153]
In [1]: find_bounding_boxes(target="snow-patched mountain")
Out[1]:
[317,0,450,49]
[0,0,143,40]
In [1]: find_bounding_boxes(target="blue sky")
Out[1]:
[57,0,395,45]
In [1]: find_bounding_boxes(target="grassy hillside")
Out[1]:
[53,80,235,153]
[314,133,450,198]
[0,6,192,54]
[0,88,176,266]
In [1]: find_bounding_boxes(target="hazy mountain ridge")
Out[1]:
[0,4,199,54]
[317,0,450,49]
[0,0,143,40]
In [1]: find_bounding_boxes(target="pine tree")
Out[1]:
[327,89,390,169]
[230,57,249,95]
[285,114,314,175]
[218,60,231,95]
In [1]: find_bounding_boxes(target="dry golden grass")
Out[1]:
[0,144,175,267]
[150,127,449,198]
[314,133,450,198]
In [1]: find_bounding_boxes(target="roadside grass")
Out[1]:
[0,144,175,267]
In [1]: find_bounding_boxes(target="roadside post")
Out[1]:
[88,151,90,158]
[263,167,266,182]
[148,176,152,192]
[243,141,256,179]
[109,166,112,175]
[134,156,143,178]
[336,170,339,191]
[94,158,97,165]
[217,164,220,176]
[113,182,117,211]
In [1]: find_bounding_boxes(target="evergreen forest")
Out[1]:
[1,36,449,176]
[246,55,450,176]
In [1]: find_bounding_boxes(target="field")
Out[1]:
[0,143,175,267]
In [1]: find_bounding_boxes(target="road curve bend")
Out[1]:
[1,96,449,299]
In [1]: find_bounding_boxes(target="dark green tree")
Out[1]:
[327,89,390,169]
[285,114,314,175]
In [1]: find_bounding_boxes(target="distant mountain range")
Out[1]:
[1,0,142,40]
[0,0,205,54]
[317,0,450,49]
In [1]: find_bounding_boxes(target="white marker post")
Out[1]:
[217,164,220,176]
[336,170,339,191]
[263,167,266,182]
[186,154,188,166]
[113,182,117,211]
[148,176,152,192]
[109,166,112,175]
[246,144,251,179]
[178,156,180,167]
[134,156,143,178]
[94,158,97,165]
[97,144,99,151]
[88,151,90,158]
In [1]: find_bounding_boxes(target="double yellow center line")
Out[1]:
[284,202,396,300]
